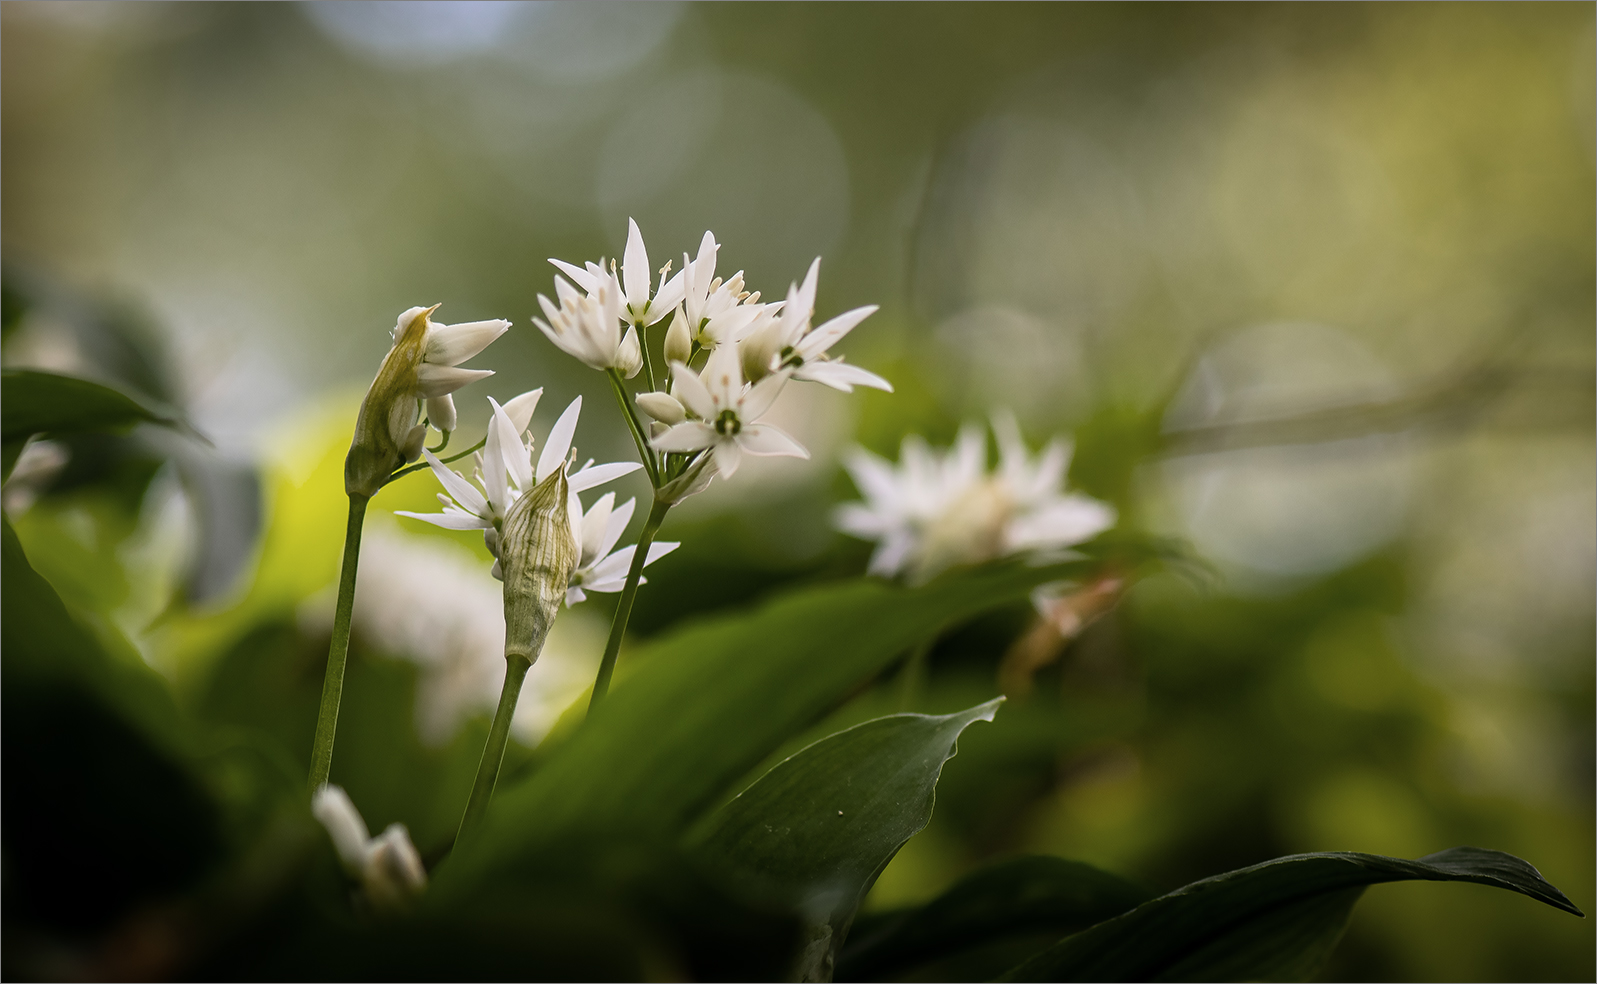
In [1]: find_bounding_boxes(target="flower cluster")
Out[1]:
[537,219,892,498]
[835,412,1116,584]
[395,391,677,605]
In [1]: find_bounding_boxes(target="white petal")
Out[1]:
[644,540,679,565]
[1004,498,1116,551]
[425,394,457,432]
[425,319,510,367]
[487,397,530,497]
[652,421,718,453]
[623,218,650,313]
[596,496,636,561]
[394,509,492,531]
[649,270,686,322]
[550,258,599,294]
[568,460,643,493]
[740,370,788,421]
[713,438,742,477]
[588,544,636,584]
[565,585,587,607]
[636,391,686,424]
[579,492,616,566]
[669,361,717,420]
[701,343,743,410]
[420,449,488,515]
[503,388,544,436]
[534,315,600,368]
[311,785,371,872]
[868,530,917,577]
[416,363,494,399]
[796,305,876,360]
[794,360,893,393]
[616,326,642,377]
[537,396,582,483]
[737,423,809,458]
[833,502,891,538]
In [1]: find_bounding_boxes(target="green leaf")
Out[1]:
[1,368,202,480]
[837,855,1155,982]
[1002,847,1585,983]
[435,559,1088,898]
[689,699,1003,981]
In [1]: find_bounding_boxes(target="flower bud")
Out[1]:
[499,465,577,661]
[655,451,718,504]
[617,326,643,379]
[637,391,686,425]
[664,308,692,365]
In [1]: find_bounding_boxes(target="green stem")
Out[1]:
[456,652,533,844]
[588,497,671,714]
[639,323,657,392]
[386,436,486,484]
[309,494,369,790]
[607,368,659,485]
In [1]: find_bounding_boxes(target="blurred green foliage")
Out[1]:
[2,2,1592,980]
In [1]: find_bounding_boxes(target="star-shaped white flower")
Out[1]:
[551,219,685,330]
[533,269,642,377]
[835,414,1114,582]
[737,259,889,394]
[566,492,680,606]
[650,342,808,479]
[396,393,641,574]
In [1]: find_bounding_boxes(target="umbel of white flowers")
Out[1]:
[835,412,1117,584]
[396,393,678,607]
[346,305,508,497]
[536,219,892,502]
[311,785,427,911]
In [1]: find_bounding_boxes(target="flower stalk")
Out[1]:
[309,493,369,790]
[456,651,532,843]
[588,496,670,713]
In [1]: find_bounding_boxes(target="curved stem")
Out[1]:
[385,437,487,484]
[309,494,369,790]
[456,652,533,845]
[427,429,451,454]
[588,497,671,714]
[607,368,659,485]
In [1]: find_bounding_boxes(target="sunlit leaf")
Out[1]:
[690,699,1003,981]
[1001,847,1584,982]
[838,855,1154,982]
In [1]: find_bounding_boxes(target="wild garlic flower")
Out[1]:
[533,270,643,377]
[312,784,426,911]
[835,412,1115,583]
[649,342,809,479]
[551,218,685,333]
[567,491,680,606]
[346,305,508,497]
[396,393,641,579]
[739,258,890,393]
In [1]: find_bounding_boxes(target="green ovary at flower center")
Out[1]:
[714,409,742,437]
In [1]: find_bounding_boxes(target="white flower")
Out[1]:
[566,492,680,605]
[346,305,508,496]
[533,269,642,376]
[835,412,1115,583]
[312,784,426,911]
[738,258,890,393]
[551,218,684,330]
[396,393,641,575]
[651,342,809,479]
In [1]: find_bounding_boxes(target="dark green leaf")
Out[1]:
[690,699,1002,980]
[2,368,203,480]
[435,559,1089,898]
[1002,847,1584,982]
[838,855,1154,982]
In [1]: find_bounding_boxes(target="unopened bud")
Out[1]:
[664,309,692,365]
[499,467,577,661]
[637,391,687,425]
[617,326,643,379]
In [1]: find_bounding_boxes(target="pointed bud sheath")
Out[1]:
[499,466,577,662]
[347,307,433,497]
[617,326,643,379]
[664,308,692,365]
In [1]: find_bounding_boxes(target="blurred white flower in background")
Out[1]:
[836,411,1116,583]
[302,526,606,745]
